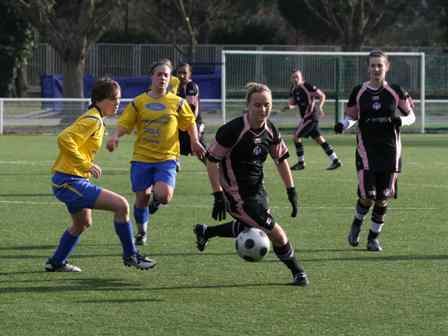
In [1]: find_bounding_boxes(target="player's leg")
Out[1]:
[130,162,153,245]
[147,160,176,214]
[45,208,91,272]
[193,220,242,251]
[267,223,308,286]
[94,188,156,269]
[313,132,342,170]
[46,174,100,272]
[291,127,305,170]
[348,170,374,247]
[366,172,397,252]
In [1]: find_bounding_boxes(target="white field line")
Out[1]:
[0,199,438,210]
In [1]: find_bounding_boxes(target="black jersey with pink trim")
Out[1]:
[346,82,413,172]
[177,80,202,124]
[289,82,320,120]
[207,114,289,198]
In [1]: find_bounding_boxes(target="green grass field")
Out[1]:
[1,133,447,336]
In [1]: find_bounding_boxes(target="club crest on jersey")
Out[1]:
[145,103,166,111]
[372,102,381,110]
[253,145,262,155]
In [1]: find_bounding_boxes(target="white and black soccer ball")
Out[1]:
[235,228,271,262]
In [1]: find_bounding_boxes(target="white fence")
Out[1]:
[1,97,447,135]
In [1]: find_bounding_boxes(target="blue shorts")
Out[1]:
[130,160,177,192]
[52,172,102,214]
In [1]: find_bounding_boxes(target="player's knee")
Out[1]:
[268,223,288,246]
[359,198,373,208]
[115,196,130,218]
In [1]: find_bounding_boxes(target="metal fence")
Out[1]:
[27,44,448,98]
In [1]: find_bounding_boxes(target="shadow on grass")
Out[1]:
[0,193,53,197]
[0,278,144,295]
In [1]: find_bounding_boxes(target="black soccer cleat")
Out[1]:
[326,159,342,170]
[45,259,82,272]
[367,238,383,252]
[148,198,161,215]
[348,218,362,247]
[291,161,306,171]
[134,232,147,246]
[292,272,309,287]
[123,253,156,270]
[193,224,208,252]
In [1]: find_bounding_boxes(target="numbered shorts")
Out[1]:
[357,170,399,201]
[52,172,102,214]
[130,160,177,192]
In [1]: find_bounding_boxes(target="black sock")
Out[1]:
[294,142,304,160]
[274,241,305,275]
[206,221,245,238]
[320,141,334,157]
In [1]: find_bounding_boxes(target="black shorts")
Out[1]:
[225,189,275,231]
[294,119,321,139]
[179,126,207,156]
[357,170,398,201]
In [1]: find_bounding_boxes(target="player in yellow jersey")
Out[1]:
[107,60,206,246]
[46,78,155,272]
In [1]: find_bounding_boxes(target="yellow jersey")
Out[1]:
[168,76,180,94]
[118,91,196,162]
[52,106,105,178]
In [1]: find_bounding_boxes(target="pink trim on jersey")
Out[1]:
[299,84,316,119]
[358,170,366,199]
[356,131,369,170]
[208,140,229,160]
[383,83,399,109]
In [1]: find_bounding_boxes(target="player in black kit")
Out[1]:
[334,50,415,252]
[193,82,309,286]
[283,69,342,171]
[176,63,206,171]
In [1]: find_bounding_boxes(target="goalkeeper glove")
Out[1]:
[287,187,299,218]
[212,191,228,221]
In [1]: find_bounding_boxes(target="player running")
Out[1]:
[107,60,206,246]
[283,69,342,171]
[334,50,416,251]
[194,82,309,286]
[46,78,155,272]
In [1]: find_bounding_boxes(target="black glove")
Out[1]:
[391,116,402,127]
[287,187,299,218]
[334,122,344,134]
[212,191,228,221]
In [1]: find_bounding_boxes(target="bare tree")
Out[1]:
[278,0,410,50]
[17,0,125,98]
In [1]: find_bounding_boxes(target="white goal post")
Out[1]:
[221,50,426,133]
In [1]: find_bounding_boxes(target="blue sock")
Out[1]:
[134,206,149,234]
[114,221,137,258]
[51,230,80,266]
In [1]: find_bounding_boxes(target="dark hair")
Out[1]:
[150,58,173,74]
[91,78,120,103]
[245,82,271,104]
[368,49,389,64]
[176,63,192,72]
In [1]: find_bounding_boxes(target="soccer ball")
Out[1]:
[235,228,271,262]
